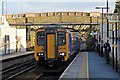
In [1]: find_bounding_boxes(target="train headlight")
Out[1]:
[37,52,44,56]
[59,52,66,56]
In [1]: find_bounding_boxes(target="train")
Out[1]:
[34,25,80,67]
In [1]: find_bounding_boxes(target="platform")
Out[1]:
[1,51,34,72]
[0,51,34,61]
[89,52,118,79]
[59,52,119,79]
[59,52,88,79]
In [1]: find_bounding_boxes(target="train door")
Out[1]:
[46,33,56,59]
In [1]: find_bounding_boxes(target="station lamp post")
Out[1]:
[115,13,119,72]
[106,0,109,43]
[95,6,108,57]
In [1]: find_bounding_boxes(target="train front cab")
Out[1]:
[34,28,70,67]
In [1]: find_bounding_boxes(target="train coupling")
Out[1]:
[48,61,54,67]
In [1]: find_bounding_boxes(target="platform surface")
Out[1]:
[0,51,34,61]
[59,52,88,79]
[59,52,119,79]
[88,52,119,79]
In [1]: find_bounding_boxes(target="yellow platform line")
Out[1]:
[86,52,89,80]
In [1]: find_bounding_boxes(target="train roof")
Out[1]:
[36,24,67,31]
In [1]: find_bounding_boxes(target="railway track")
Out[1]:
[34,73,44,80]
[34,53,77,80]
[10,65,44,80]
[6,52,78,80]
[2,59,37,80]
[36,72,62,80]
[11,65,67,80]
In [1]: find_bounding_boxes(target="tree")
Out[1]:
[114,0,120,13]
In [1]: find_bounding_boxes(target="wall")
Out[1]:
[90,12,100,17]
[0,16,26,55]
[0,28,16,55]
[17,29,26,52]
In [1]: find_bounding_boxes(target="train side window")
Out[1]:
[37,32,44,46]
[58,31,66,45]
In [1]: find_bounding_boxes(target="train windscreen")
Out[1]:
[37,32,44,46]
[58,31,66,45]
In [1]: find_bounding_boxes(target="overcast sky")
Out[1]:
[0,0,117,14]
